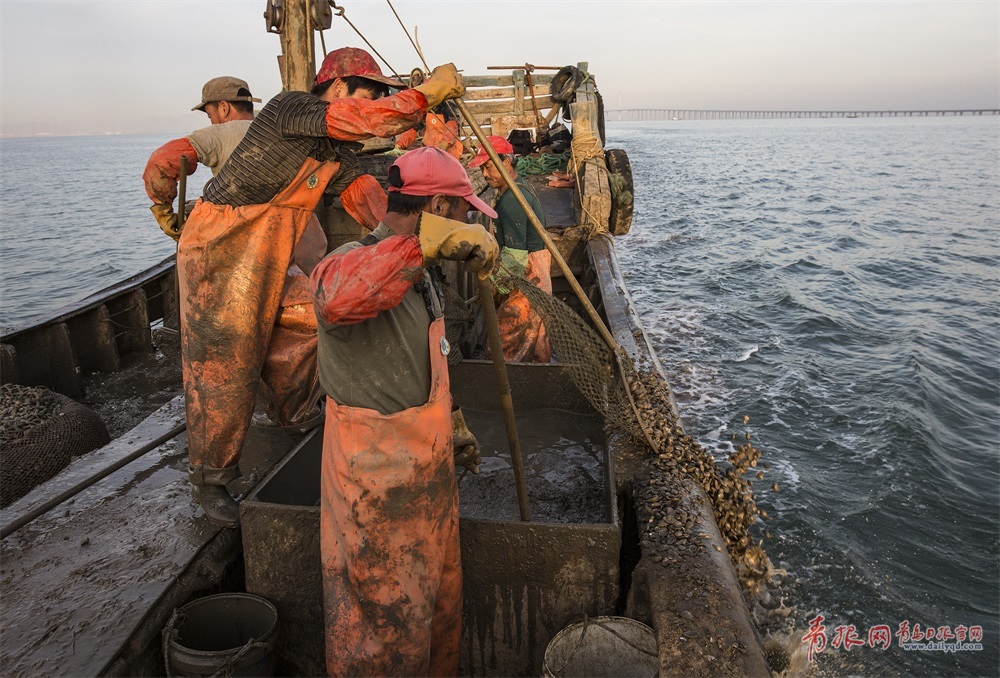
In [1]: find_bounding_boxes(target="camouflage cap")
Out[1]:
[192,76,261,112]
[316,47,406,89]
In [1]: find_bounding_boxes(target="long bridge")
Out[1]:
[606,109,1000,121]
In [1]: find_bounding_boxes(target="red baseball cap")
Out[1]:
[467,135,515,168]
[316,47,406,89]
[389,147,497,219]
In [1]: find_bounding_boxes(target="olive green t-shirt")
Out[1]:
[493,176,546,253]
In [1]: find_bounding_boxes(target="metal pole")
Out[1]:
[453,97,621,355]
[477,277,531,522]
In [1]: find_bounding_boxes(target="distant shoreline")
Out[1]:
[5,112,998,141]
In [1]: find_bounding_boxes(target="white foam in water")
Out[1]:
[771,459,800,489]
[765,414,790,429]
[732,344,760,362]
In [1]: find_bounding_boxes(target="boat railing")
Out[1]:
[0,255,179,398]
[458,70,556,141]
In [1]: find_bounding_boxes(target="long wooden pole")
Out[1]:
[450,99,662,453]
[452,98,619,354]
[477,277,531,522]
[382,1,616,352]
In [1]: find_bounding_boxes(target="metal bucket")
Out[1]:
[164,593,278,677]
[542,616,658,678]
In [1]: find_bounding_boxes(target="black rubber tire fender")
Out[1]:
[550,66,584,103]
[605,149,634,236]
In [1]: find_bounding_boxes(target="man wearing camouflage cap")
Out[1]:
[176,47,465,529]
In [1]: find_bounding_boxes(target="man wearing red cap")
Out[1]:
[178,47,465,528]
[309,146,498,677]
[469,136,552,363]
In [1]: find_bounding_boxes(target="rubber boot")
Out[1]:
[188,464,242,528]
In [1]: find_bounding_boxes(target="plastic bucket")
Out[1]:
[165,593,278,677]
[542,616,658,678]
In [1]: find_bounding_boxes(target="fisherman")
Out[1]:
[143,76,259,240]
[309,146,498,676]
[468,135,552,362]
[177,48,465,528]
[395,104,464,160]
[142,76,328,440]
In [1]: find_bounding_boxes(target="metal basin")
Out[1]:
[241,361,621,677]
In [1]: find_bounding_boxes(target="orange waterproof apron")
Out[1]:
[423,113,463,160]
[496,248,553,363]
[179,157,339,470]
[320,317,462,677]
[257,265,323,427]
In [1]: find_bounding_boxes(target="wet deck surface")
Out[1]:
[0,398,299,677]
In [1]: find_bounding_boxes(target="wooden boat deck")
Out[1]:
[0,398,301,677]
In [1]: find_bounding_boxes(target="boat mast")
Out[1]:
[265,0,326,91]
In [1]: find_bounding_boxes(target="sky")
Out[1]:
[1,0,998,137]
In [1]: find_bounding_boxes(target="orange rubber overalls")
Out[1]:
[423,112,463,160]
[256,264,323,428]
[394,112,462,160]
[178,157,338,470]
[496,248,553,363]
[320,315,462,677]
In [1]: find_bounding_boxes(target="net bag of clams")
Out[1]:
[0,384,110,508]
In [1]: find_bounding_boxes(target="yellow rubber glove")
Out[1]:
[150,204,181,241]
[414,63,465,108]
[418,212,498,274]
[452,407,481,474]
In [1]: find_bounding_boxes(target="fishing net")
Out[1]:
[0,384,111,508]
[503,275,771,590]
[503,275,673,448]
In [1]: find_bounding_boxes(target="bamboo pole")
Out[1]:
[477,277,531,522]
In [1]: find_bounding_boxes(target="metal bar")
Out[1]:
[0,423,187,539]
[178,155,188,229]
[487,65,563,70]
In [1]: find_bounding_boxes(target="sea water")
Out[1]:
[1,116,998,675]
[611,116,999,677]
